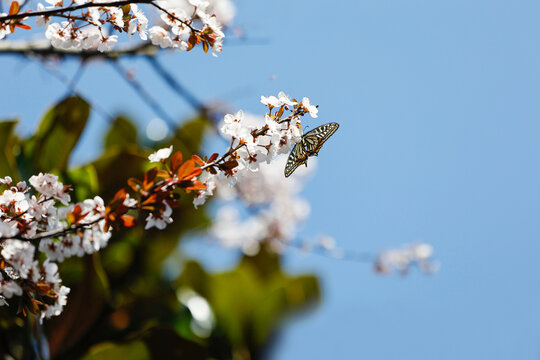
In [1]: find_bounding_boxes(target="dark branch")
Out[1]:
[0,0,153,21]
[0,40,158,60]
[145,56,205,111]
[0,0,199,34]
[0,217,103,243]
[109,58,177,128]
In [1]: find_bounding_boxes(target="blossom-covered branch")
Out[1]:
[0,0,231,54]
[0,39,158,59]
[0,91,437,321]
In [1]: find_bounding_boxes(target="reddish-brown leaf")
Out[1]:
[143,167,158,190]
[187,33,199,51]
[208,152,219,162]
[9,1,19,15]
[127,178,142,192]
[218,159,238,170]
[192,154,205,166]
[177,159,195,179]
[157,169,170,179]
[171,151,183,172]
[14,23,31,30]
[141,193,159,207]
[120,215,136,227]
[186,181,206,192]
[275,106,285,119]
[111,188,128,206]
[187,167,202,179]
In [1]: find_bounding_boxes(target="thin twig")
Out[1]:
[41,61,114,122]
[287,240,374,263]
[0,217,103,242]
[0,0,200,34]
[109,58,177,128]
[145,56,205,112]
[63,60,86,97]
[1,0,153,21]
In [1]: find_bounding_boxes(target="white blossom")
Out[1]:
[0,14,8,40]
[0,280,23,299]
[148,146,173,162]
[42,285,70,319]
[375,243,438,275]
[29,173,70,205]
[0,176,12,186]
[97,35,118,52]
[0,222,17,238]
[301,97,318,118]
[145,202,173,230]
[209,157,313,254]
[1,240,36,279]
[193,173,217,208]
[149,26,174,48]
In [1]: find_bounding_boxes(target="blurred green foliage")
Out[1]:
[0,96,320,360]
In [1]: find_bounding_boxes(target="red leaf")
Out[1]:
[192,154,204,166]
[186,181,206,192]
[14,23,31,30]
[111,188,128,206]
[177,159,195,179]
[208,153,219,162]
[157,170,170,178]
[127,178,142,192]
[120,215,136,227]
[143,167,158,190]
[218,159,238,170]
[171,151,183,172]
[9,1,19,15]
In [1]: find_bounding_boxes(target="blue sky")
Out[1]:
[3,0,540,359]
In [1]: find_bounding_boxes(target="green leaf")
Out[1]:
[92,148,147,201]
[158,113,209,158]
[142,327,210,360]
[176,249,321,355]
[0,120,20,181]
[82,341,151,360]
[104,116,138,151]
[28,96,90,172]
[65,163,100,202]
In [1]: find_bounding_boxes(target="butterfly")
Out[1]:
[284,122,339,177]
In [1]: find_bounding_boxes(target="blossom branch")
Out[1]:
[0,217,103,243]
[0,39,158,59]
[1,0,150,22]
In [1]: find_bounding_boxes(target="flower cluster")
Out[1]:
[192,92,319,208]
[374,243,439,275]
[112,145,206,231]
[208,157,312,255]
[0,174,109,318]
[0,0,229,54]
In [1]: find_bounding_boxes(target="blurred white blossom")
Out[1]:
[375,243,438,275]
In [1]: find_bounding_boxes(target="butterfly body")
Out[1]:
[284,122,339,177]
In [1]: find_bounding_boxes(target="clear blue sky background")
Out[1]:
[3,0,540,359]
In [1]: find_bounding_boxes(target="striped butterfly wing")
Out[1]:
[284,142,308,177]
[284,122,340,177]
[301,122,340,156]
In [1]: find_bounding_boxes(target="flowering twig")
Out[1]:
[0,217,103,243]
[0,39,158,59]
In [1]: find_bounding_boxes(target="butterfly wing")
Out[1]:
[284,142,308,177]
[301,122,339,156]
